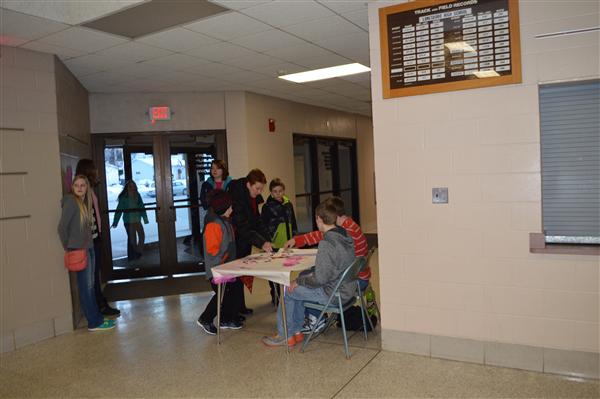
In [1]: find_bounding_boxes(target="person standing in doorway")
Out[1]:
[199,160,233,232]
[112,181,149,260]
[75,159,120,318]
[228,169,273,315]
[58,175,115,331]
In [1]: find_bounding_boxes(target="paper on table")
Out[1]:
[211,248,317,286]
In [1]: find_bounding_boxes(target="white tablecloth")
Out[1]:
[211,248,318,286]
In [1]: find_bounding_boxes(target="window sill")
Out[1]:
[529,233,600,255]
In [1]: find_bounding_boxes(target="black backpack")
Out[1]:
[337,306,378,331]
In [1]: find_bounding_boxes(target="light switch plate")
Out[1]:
[432,187,448,204]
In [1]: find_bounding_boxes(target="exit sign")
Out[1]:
[149,106,171,122]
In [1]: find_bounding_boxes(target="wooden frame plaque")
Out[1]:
[379,0,521,98]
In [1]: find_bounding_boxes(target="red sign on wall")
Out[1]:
[149,106,171,124]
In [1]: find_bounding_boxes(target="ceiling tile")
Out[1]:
[103,62,167,78]
[184,62,245,78]
[230,29,304,52]
[94,42,173,63]
[317,0,370,15]
[253,62,306,78]
[0,9,69,43]
[241,1,334,28]
[39,27,128,53]
[137,27,220,52]
[294,53,352,69]
[340,71,371,87]
[313,31,369,61]
[323,81,371,100]
[184,12,271,41]
[222,69,269,83]
[340,8,369,30]
[150,70,208,84]
[282,15,364,42]
[1,0,145,25]
[143,54,211,71]
[207,1,272,11]
[185,42,259,62]
[64,53,130,76]
[78,70,134,86]
[221,53,282,69]
[20,40,86,60]
[264,43,335,63]
[247,77,300,92]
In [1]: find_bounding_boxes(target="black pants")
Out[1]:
[269,281,281,304]
[93,239,108,309]
[200,280,243,324]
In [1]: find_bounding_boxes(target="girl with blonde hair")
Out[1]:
[58,175,115,331]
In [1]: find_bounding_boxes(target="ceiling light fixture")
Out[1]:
[278,63,371,83]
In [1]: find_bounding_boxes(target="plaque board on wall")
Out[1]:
[379,0,521,98]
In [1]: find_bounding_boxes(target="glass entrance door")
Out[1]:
[164,133,216,272]
[103,136,164,277]
[95,131,226,283]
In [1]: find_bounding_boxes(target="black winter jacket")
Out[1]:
[227,178,269,258]
[261,195,298,249]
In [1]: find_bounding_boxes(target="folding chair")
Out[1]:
[300,256,368,359]
[356,247,377,332]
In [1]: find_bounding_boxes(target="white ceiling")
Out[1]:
[0,0,374,116]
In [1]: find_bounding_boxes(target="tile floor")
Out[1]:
[1,276,598,398]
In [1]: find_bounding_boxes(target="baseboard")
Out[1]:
[1,313,73,353]
[381,329,599,380]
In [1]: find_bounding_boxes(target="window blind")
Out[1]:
[540,80,600,244]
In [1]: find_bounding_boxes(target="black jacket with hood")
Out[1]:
[227,177,269,258]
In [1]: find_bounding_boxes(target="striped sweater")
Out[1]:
[293,217,370,280]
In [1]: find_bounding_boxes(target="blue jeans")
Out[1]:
[276,285,328,337]
[76,248,104,328]
[305,279,368,318]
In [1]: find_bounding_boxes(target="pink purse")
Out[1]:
[64,249,87,272]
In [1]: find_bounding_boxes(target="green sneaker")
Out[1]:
[89,319,115,331]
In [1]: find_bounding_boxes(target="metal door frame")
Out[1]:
[92,130,227,283]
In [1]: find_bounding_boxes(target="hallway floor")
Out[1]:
[1,277,598,398]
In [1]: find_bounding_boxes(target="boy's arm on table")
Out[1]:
[294,230,324,248]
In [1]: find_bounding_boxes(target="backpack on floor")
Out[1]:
[337,306,378,331]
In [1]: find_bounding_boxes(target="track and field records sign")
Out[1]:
[379,0,521,98]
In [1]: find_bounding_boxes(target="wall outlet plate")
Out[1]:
[432,187,448,204]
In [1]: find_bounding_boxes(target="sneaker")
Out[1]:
[261,334,295,347]
[294,332,304,344]
[302,315,328,334]
[101,305,121,318]
[220,320,243,330]
[88,319,115,331]
[196,318,217,335]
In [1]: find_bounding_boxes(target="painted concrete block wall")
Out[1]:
[243,92,377,230]
[89,92,226,133]
[368,1,599,355]
[0,46,73,352]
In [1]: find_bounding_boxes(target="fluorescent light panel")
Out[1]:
[279,63,370,83]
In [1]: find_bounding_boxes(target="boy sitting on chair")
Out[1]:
[262,201,356,347]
